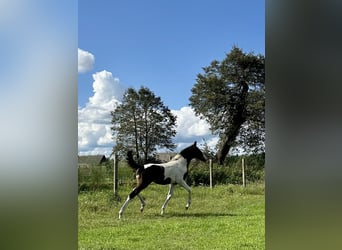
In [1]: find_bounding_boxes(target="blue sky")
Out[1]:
[78,0,264,156]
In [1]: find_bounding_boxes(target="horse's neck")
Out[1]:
[163,154,187,168]
[171,154,183,161]
[167,154,191,169]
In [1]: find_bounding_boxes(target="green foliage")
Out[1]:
[201,138,217,160]
[79,184,265,249]
[189,46,265,164]
[189,163,263,186]
[78,153,264,192]
[78,160,137,192]
[111,86,177,162]
[78,166,110,191]
[188,153,264,186]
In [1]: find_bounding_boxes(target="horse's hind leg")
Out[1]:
[118,187,138,219]
[118,194,132,219]
[118,182,150,219]
[137,194,146,212]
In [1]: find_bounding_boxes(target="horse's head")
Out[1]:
[181,141,207,162]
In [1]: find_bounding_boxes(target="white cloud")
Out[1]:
[78,70,126,156]
[78,48,95,73]
[171,107,217,152]
[97,126,113,145]
[89,70,125,108]
[78,70,126,122]
[172,107,211,138]
[78,72,217,156]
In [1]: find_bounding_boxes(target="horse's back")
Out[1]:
[143,157,187,184]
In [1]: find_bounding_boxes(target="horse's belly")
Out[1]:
[154,177,172,185]
[164,168,186,183]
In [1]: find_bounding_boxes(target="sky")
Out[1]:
[78,0,265,157]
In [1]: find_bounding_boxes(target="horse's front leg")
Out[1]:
[161,184,175,215]
[179,180,192,210]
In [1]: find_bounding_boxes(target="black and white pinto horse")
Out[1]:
[118,141,206,219]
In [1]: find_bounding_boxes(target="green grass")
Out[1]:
[79,183,264,249]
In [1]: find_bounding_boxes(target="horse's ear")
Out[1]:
[193,141,197,146]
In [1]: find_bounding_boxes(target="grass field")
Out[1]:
[79,183,264,249]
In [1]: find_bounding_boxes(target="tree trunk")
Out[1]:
[134,121,139,160]
[217,82,248,165]
[217,122,243,165]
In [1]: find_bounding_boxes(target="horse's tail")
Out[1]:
[126,151,144,171]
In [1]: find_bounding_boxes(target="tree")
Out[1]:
[111,86,177,162]
[189,46,265,165]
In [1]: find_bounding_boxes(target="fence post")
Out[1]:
[242,158,246,187]
[209,159,213,189]
[113,153,118,196]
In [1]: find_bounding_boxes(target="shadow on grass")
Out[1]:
[160,211,239,218]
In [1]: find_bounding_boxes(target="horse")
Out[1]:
[118,141,206,219]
